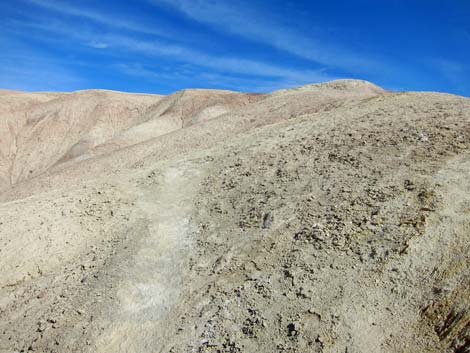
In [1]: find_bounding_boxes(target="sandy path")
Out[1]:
[92,158,204,352]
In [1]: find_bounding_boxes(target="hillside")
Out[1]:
[0,80,469,353]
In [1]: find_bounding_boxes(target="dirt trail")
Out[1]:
[91,158,205,352]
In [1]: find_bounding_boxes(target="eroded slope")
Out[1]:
[1,82,469,353]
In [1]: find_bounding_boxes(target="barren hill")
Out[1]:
[1,80,469,353]
[0,88,264,190]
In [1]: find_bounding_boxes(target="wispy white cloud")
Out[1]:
[27,0,169,38]
[5,1,340,92]
[88,41,110,49]
[432,59,464,83]
[115,63,189,82]
[115,63,318,92]
[431,59,469,97]
[7,15,335,87]
[0,54,85,91]
[105,34,335,84]
[150,0,387,74]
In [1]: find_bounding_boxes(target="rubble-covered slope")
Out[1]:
[0,81,469,353]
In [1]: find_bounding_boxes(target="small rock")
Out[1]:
[262,213,273,229]
[419,132,429,142]
[287,322,298,337]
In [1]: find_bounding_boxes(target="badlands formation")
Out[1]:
[0,80,469,352]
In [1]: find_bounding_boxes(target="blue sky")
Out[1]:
[1,0,469,95]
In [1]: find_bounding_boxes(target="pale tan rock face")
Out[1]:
[1,80,469,353]
[0,90,162,187]
[0,88,262,191]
